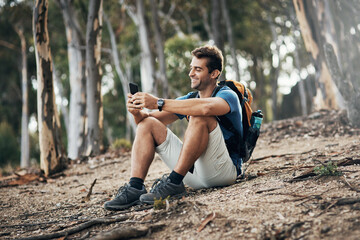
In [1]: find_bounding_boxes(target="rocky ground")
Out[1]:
[1,109,360,240]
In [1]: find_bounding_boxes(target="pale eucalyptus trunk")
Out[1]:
[136,0,156,94]
[150,0,169,98]
[211,0,225,81]
[33,0,67,176]
[268,16,280,120]
[85,0,103,156]
[15,25,29,168]
[220,0,240,82]
[58,0,87,159]
[104,14,136,138]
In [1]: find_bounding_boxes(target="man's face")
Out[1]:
[189,57,212,90]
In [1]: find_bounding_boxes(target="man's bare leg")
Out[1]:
[139,116,217,204]
[130,117,168,180]
[173,116,218,176]
[104,117,167,211]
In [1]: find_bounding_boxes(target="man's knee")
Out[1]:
[188,116,217,132]
[136,117,167,145]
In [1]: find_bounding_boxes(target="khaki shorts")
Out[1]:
[155,124,237,189]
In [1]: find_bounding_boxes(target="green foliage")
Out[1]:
[0,121,20,167]
[165,34,201,97]
[314,162,343,177]
[111,138,132,152]
[153,196,170,210]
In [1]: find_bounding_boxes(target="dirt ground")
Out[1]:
[1,109,360,240]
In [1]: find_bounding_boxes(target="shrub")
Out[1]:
[111,138,132,152]
[314,162,342,176]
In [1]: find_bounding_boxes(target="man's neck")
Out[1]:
[198,84,218,98]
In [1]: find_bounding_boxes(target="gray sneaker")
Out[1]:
[104,183,147,211]
[139,174,186,205]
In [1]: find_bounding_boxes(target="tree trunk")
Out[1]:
[15,25,29,168]
[267,16,280,120]
[290,6,308,116]
[85,0,103,156]
[136,0,156,94]
[33,0,67,176]
[104,13,137,138]
[58,0,87,160]
[211,0,225,81]
[220,0,240,82]
[52,63,69,134]
[150,0,169,98]
[293,0,360,127]
[292,0,342,110]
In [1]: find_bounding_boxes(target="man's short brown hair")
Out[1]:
[191,45,223,76]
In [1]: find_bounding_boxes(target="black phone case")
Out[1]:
[129,83,139,94]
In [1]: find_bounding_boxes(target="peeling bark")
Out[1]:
[293,0,360,127]
[292,0,342,110]
[33,0,67,176]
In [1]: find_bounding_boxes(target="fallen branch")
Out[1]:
[17,216,129,240]
[289,157,360,182]
[334,197,360,206]
[252,149,317,162]
[91,223,165,240]
[0,221,59,229]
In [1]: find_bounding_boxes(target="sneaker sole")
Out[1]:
[104,200,142,211]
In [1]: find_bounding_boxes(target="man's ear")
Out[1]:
[211,69,220,79]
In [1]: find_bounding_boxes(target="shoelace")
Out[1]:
[150,174,169,193]
[115,184,130,198]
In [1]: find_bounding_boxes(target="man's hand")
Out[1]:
[128,92,158,110]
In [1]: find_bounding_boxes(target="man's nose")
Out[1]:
[189,69,194,77]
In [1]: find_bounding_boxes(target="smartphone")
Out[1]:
[129,83,139,94]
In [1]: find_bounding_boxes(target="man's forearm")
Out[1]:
[161,98,229,116]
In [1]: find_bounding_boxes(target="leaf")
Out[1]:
[197,212,216,232]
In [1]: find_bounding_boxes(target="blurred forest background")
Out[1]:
[0,0,359,175]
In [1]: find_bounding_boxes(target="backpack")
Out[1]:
[188,79,262,164]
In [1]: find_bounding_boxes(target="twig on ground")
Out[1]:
[83,179,97,202]
[252,149,317,162]
[197,212,216,232]
[16,216,129,240]
[341,176,360,193]
[255,187,284,194]
[0,221,59,229]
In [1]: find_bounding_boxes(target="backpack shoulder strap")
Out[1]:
[188,91,199,99]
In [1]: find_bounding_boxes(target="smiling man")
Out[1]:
[104,45,243,211]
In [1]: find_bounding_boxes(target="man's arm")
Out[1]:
[160,97,230,116]
[130,92,230,116]
[127,93,179,125]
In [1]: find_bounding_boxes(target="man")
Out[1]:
[104,45,243,211]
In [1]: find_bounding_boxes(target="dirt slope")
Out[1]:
[1,109,360,240]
